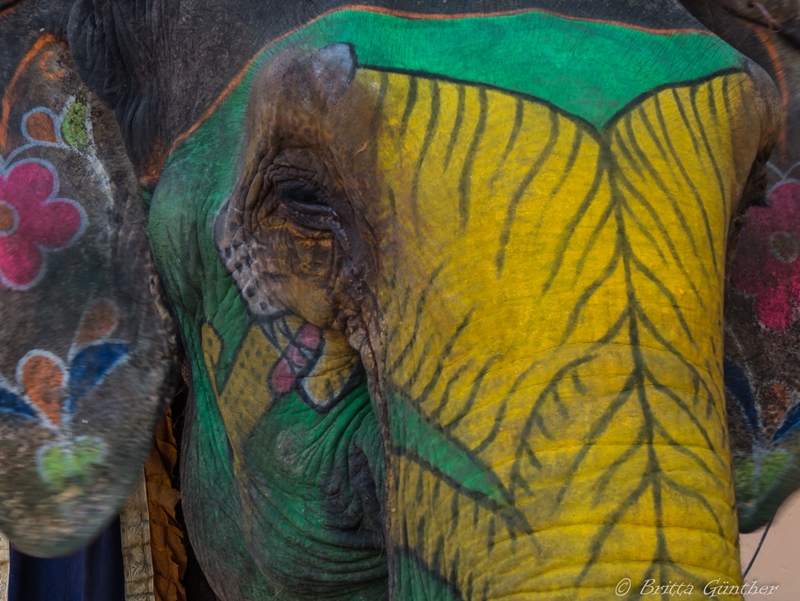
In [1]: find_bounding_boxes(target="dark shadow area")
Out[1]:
[9,517,125,601]
[170,378,219,601]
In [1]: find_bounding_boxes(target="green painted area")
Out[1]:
[393,549,464,601]
[238,380,386,598]
[734,448,800,532]
[179,330,284,599]
[61,90,89,152]
[287,9,743,129]
[734,449,791,504]
[389,392,507,508]
[37,436,105,490]
[149,83,250,387]
[149,6,746,428]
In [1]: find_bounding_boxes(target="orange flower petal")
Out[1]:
[760,382,793,440]
[21,353,63,427]
[74,300,118,347]
[0,202,14,233]
[24,111,57,143]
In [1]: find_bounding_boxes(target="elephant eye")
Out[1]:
[273,179,332,216]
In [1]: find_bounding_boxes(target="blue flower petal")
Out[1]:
[0,386,36,420]
[773,403,800,442]
[65,342,129,413]
[724,357,760,435]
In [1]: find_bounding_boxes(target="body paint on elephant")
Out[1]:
[0,80,99,290]
[372,68,754,598]
[0,39,130,491]
[0,300,129,489]
[724,162,800,530]
[679,0,800,533]
[0,39,113,290]
[148,7,764,600]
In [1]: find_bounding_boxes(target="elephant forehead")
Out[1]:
[148,8,746,346]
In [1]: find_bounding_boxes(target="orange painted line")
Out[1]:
[753,26,788,160]
[166,5,711,158]
[0,2,19,23]
[0,34,61,152]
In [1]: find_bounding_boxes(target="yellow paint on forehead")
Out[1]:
[360,67,751,597]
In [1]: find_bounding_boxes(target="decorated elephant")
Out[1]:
[0,0,793,599]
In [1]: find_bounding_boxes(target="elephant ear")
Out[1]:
[725,180,800,531]
[0,35,178,556]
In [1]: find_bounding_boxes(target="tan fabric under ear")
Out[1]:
[120,471,156,601]
[0,531,8,601]
[144,409,187,601]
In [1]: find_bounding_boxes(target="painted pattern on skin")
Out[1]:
[0,46,112,291]
[725,161,800,530]
[0,300,129,489]
[0,159,86,290]
[725,354,800,514]
[147,8,760,600]
[730,172,800,330]
[369,69,748,599]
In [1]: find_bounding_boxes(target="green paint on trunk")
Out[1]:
[393,549,464,601]
[389,393,507,508]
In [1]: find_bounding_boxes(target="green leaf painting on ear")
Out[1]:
[37,436,107,489]
[60,88,90,153]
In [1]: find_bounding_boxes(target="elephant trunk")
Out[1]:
[363,68,746,599]
[383,335,740,599]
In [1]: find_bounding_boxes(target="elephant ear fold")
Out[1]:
[0,35,179,557]
[725,179,800,531]
[258,42,357,113]
[309,43,357,107]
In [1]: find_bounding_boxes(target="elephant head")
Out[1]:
[0,0,789,599]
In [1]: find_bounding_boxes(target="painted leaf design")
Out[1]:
[65,342,129,412]
[37,436,106,489]
[368,67,752,596]
[61,89,90,152]
[0,387,36,420]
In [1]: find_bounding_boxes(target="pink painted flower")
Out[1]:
[0,160,85,290]
[730,182,800,330]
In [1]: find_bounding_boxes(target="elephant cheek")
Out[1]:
[0,39,178,557]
